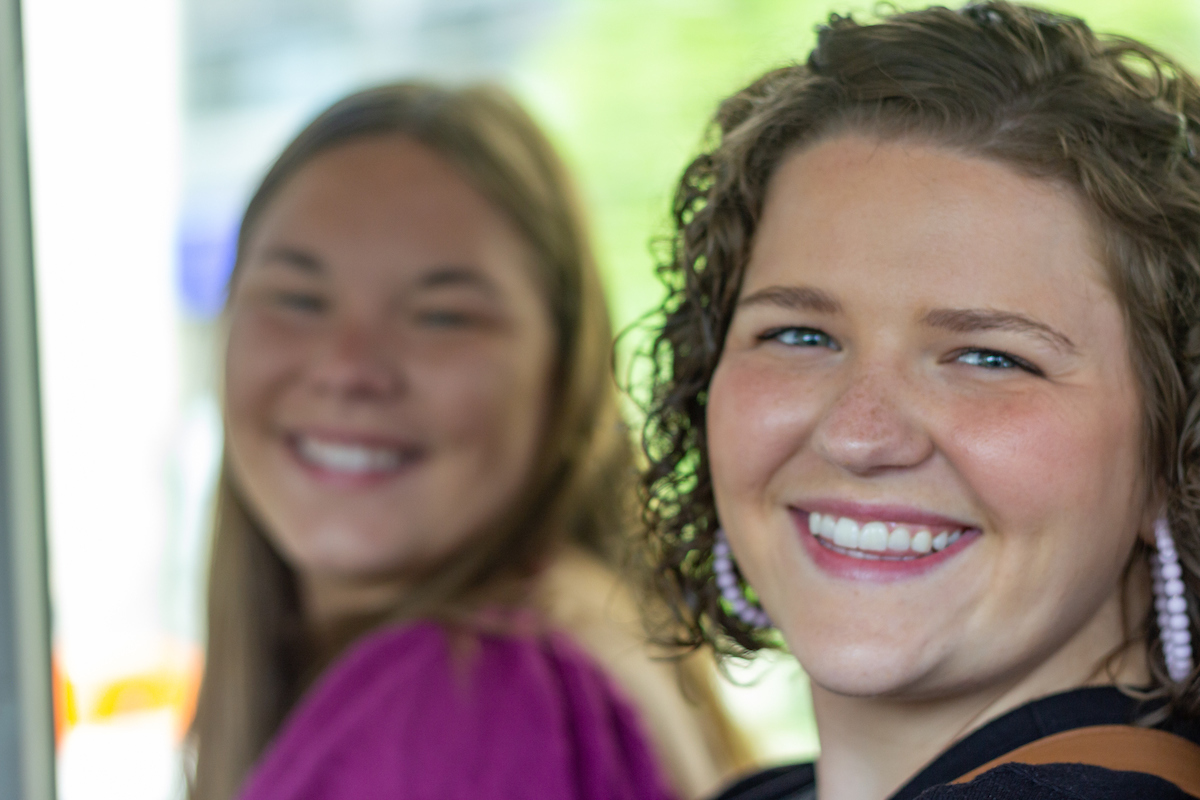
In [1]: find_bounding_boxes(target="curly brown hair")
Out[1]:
[640,0,1200,715]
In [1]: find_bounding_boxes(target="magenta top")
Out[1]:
[237,621,678,800]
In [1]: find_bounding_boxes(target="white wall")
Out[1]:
[23,1,186,797]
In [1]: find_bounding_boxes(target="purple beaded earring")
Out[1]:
[1152,517,1194,682]
[713,528,771,629]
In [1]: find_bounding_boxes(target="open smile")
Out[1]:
[285,431,426,485]
[808,511,966,559]
[793,505,981,580]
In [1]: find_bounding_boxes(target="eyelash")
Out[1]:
[953,348,1044,376]
[759,326,841,350]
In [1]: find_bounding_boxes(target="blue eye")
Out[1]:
[956,348,1040,375]
[957,349,1014,369]
[762,327,840,350]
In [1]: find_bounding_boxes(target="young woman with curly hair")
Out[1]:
[640,3,1200,798]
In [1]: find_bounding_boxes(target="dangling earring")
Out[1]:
[713,528,772,629]
[1152,517,1194,682]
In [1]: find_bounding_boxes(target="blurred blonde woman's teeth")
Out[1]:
[807,511,965,559]
[297,436,404,473]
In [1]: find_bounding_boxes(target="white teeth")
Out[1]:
[887,526,911,551]
[860,521,888,551]
[807,513,966,558]
[297,436,403,473]
[819,515,837,538]
[833,517,860,548]
[911,530,932,553]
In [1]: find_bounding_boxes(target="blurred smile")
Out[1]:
[285,430,426,487]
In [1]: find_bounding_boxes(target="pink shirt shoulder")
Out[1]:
[237,620,678,800]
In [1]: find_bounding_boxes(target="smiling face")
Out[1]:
[224,136,556,616]
[708,135,1149,700]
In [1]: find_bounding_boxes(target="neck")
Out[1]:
[809,584,1150,800]
[300,573,411,655]
[299,562,541,658]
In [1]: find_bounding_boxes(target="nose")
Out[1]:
[811,368,933,476]
[309,317,404,402]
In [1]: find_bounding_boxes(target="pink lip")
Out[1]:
[791,504,980,583]
[283,428,425,490]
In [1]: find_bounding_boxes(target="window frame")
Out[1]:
[0,0,56,795]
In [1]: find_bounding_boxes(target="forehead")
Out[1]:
[247,135,530,279]
[746,134,1115,321]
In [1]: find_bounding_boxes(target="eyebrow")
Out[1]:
[415,265,498,296]
[922,308,1077,354]
[260,246,324,275]
[256,252,499,298]
[738,283,1077,354]
[738,285,842,314]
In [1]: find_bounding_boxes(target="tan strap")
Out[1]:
[951,724,1200,796]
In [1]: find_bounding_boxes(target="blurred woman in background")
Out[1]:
[641,3,1200,799]
[188,82,745,800]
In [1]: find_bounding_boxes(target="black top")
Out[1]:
[715,687,1200,800]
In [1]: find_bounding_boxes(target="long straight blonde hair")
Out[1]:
[188,83,648,800]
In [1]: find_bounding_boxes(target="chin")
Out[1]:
[787,627,947,699]
[278,520,411,576]
[303,550,402,581]
[806,661,923,699]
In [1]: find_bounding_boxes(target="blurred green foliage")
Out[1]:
[514,0,1200,377]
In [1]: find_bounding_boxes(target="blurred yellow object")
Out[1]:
[87,645,203,739]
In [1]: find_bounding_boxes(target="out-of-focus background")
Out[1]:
[18,0,1200,797]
